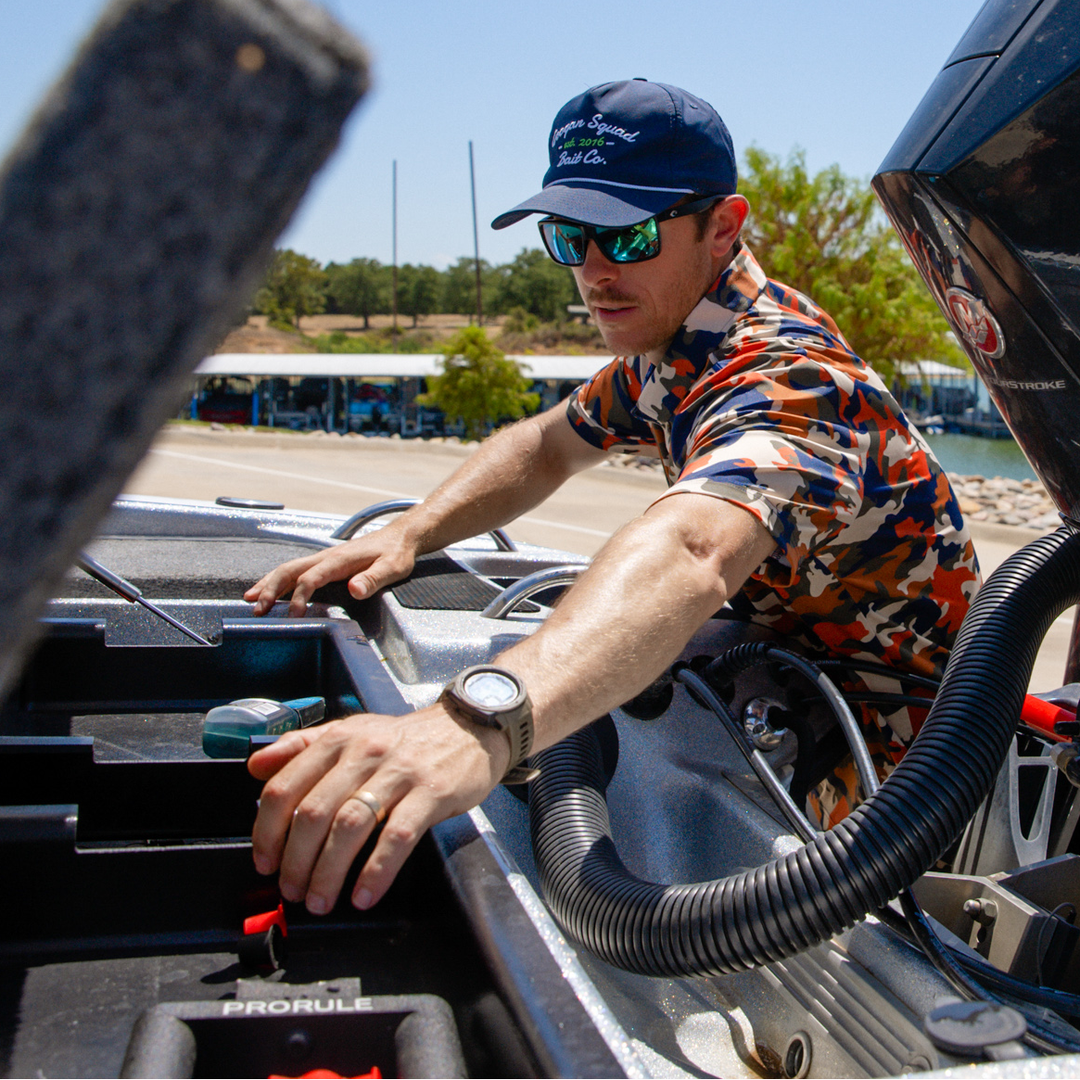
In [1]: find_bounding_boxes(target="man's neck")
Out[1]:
[642,247,736,367]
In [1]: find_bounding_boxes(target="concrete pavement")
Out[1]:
[124,424,1075,693]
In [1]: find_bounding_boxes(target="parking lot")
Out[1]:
[124,424,1075,693]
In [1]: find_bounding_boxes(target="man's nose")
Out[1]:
[578,238,619,287]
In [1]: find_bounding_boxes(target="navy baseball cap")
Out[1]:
[492,79,737,230]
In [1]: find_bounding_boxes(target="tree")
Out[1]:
[418,327,540,441]
[441,255,495,321]
[739,148,963,381]
[492,248,578,323]
[252,248,328,329]
[325,258,390,329]
[397,264,441,327]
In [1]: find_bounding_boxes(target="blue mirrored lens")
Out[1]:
[596,220,660,262]
[542,222,587,265]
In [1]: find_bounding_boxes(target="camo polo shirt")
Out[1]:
[567,244,981,823]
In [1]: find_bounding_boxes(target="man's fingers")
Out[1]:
[249,723,357,875]
[351,789,436,910]
[250,706,504,912]
[244,538,415,616]
[246,725,330,781]
[243,571,292,615]
[244,555,322,616]
[302,787,397,914]
[347,556,407,600]
[287,574,318,617]
[285,555,366,616]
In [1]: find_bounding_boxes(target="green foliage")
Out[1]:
[325,258,390,329]
[309,331,375,353]
[492,248,578,323]
[441,256,498,321]
[503,306,539,334]
[419,327,540,440]
[497,317,603,355]
[397,264,442,327]
[739,148,964,381]
[309,330,436,354]
[253,249,328,329]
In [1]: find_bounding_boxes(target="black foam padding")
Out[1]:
[0,0,369,698]
[392,553,540,613]
[120,993,467,1079]
[56,539,323,601]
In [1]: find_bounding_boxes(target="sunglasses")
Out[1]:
[538,195,721,267]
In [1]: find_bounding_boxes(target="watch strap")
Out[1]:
[501,761,540,785]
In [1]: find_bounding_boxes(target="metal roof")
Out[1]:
[197,353,612,380]
[896,360,972,379]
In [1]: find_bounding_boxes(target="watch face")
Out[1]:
[463,670,518,708]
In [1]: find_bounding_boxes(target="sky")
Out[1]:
[0,0,988,270]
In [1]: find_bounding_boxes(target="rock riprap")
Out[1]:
[602,453,1061,532]
[951,475,1061,530]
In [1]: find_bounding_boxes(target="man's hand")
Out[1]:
[249,705,510,913]
[243,404,605,617]
[244,527,417,616]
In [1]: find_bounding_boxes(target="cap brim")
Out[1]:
[491,182,681,230]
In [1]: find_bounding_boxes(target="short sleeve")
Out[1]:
[655,359,870,577]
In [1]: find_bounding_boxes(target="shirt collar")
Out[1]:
[635,244,765,424]
[691,242,766,326]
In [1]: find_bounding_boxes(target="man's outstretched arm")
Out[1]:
[248,492,775,916]
[244,403,607,616]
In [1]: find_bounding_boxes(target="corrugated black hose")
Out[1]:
[528,524,1080,978]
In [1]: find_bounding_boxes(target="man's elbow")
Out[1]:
[648,493,776,602]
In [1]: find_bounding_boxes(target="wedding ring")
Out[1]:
[351,789,386,825]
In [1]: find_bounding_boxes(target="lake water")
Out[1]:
[921,432,1036,482]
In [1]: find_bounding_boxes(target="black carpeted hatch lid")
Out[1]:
[392,553,539,613]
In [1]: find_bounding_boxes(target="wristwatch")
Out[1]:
[440,665,539,784]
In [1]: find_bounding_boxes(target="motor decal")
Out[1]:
[946,287,1007,360]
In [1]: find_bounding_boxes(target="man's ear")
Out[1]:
[708,195,749,260]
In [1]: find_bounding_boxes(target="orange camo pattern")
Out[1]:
[567,245,980,821]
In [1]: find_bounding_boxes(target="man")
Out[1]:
[243,80,979,917]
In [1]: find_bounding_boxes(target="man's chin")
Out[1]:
[596,324,668,357]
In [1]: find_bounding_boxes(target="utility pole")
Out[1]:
[469,141,483,326]
[392,159,398,351]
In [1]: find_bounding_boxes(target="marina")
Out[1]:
[922,431,1037,482]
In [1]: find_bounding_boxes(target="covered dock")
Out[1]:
[190,353,614,435]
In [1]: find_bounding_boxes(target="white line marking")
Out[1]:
[149,448,611,538]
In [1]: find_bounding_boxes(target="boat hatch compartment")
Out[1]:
[0,610,627,1078]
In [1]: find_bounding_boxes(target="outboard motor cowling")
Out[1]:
[873,0,1080,517]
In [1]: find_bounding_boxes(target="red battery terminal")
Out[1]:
[238,902,288,971]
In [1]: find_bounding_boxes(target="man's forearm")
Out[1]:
[394,404,605,556]
[496,493,777,752]
[245,403,605,616]
[247,491,775,915]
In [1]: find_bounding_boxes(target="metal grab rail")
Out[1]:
[481,565,586,620]
[330,498,516,551]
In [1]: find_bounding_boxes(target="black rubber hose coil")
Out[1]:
[529,526,1080,977]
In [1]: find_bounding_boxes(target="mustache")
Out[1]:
[585,290,638,308]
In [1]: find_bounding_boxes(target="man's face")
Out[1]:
[572,214,719,357]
